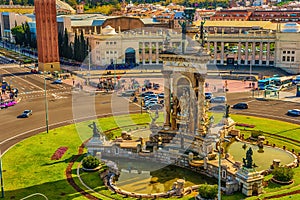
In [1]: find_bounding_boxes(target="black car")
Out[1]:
[232,102,248,109]
[17,110,33,118]
[205,92,213,100]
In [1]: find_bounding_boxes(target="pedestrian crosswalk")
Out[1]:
[19,89,71,99]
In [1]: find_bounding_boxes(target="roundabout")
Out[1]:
[1,113,300,199]
[1,66,300,199]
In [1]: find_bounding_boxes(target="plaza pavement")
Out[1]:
[61,72,300,103]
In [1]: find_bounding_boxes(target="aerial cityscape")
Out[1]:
[0,0,300,199]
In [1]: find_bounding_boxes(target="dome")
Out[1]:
[102,25,117,35]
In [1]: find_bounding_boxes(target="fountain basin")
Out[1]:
[227,142,297,171]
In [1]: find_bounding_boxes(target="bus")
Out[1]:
[258,78,273,90]
[258,76,293,90]
[272,76,294,89]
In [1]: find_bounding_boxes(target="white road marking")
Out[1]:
[2,68,44,90]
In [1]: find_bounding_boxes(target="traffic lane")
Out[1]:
[3,66,71,93]
[230,99,300,125]
[0,92,141,144]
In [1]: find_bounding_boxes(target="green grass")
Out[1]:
[2,113,300,199]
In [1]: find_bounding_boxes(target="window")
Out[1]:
[106,42,109,45]
[110,42,113,45]
[287,51,290,54]
[106,51,109,54]
[283,51,286,54]
[292,51,295,54]
[282,56,286,61]
[287,56,290,62]
[291,57,295,62]
[114,42,116,45]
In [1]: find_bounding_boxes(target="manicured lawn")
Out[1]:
[2,113,300,199]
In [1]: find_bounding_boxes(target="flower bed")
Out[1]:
[236,123,255,128]
[51,146,68,160]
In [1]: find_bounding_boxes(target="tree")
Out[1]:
[11,25,25,45]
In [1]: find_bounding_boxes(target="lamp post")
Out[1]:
[217,137,230,200]
[44,72,49,133]
[0,150,4,198]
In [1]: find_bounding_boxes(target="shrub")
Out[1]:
[273,166,294,182]
[82,155,100,169]
[251,130,263,138]
[198,184,218,199]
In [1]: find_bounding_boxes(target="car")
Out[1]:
[287,109,300,116]
[158,93,164,98]
[6,100,17,107]
[209,105,226,112]
[17,110,33,118]
[121,90,136,97]
[205,92,213,100]
[141,91,154,97]
[52,79,62,84]
[210,96,226,103]
[0,102,7,109]
[148,104,163,110]
[144,100,158,108]
[232,102,248,109]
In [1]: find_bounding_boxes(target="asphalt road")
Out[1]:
[0,65,299,153]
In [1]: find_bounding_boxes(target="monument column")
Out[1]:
[238,41,241,65]
[214,42,218,64]
[259,42,263,65]
[163,70,172,130]
[149,42,152,65]
[245,42,249,65]
[266,42,270,65]
[196,74,206,135]
[252,42,256,65]
[142,42,145,65]
[221,42,224,64]
[156,42,159,64]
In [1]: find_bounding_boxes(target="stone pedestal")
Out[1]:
[236,168,264,196]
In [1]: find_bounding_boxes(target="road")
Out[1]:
[0,65,299,153]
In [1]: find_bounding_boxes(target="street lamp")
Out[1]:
[0,150,4,198]
[44,72,49,133]
[216,136,230,200]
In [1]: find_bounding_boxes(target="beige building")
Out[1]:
[69,20,300,74]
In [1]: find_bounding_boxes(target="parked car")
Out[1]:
[287,109,300,116]
[141,91,154,97]
[210,96,226,103]
[158,93,164,98]
[0,102,7,109]
[121,90,136,97]
[52,79,62,84]
[205,92,213,100]
[148,104,163,110]
[209,105,226,112]
[6,100,17,107]
[232,102,248,109]
[17,110,33,118]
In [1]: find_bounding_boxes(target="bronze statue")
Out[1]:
[243,147,254,169]
[92,121,100,138]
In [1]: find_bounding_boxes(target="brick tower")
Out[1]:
[34,0,60,72]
